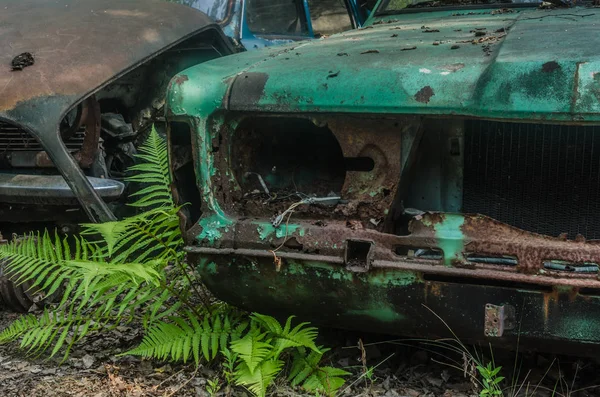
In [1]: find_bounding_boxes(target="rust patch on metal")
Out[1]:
[415,86,434,104]
[72,96,101,168]
[409,213,600,274]
[173,74,189,86]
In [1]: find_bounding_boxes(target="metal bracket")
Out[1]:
[484,304,516,337]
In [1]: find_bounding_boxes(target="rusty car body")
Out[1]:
[0,0,234,310]
[165,0,600,351]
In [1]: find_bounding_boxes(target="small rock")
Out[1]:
[28,365,42,374]
[82,354,95,369]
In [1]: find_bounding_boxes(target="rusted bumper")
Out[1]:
[187,213,600,351]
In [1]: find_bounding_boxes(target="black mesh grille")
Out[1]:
[0,121,85,152]
[463,120,600,240]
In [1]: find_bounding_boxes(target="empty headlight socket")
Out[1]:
[345,239,374,272]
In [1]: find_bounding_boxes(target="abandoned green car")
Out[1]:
[166,0,600,352]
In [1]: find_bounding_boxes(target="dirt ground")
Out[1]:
[2,308,600,397]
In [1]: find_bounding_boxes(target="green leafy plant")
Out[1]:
[206,377,222,397]
[0,127,348,397]
[222,346,238,383]
[478,362,504,397]
[289,347,350,397]
[0,127,181,359]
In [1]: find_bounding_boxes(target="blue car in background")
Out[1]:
[170,0,374,50]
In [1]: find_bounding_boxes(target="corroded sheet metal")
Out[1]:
[174,7,600,122]
[0,0,222,135]
[411,212,600,273]
[192,253,600,354]
[186,211,600,350]
[187,212,600,289]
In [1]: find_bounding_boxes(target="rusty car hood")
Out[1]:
[0,0,224,131]
[176,6,600,122]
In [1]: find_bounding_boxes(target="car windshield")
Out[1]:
[377,0,540,13]
[245,0,309,36]
[167,0,232,23]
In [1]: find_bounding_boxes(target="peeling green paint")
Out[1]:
[198,213,233,244]
[423,214,465,266]
[254,222,303,240]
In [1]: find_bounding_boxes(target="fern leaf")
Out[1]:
[234,359,284,397]
[252,314,320,355]
[127,312,238,365]
[288,349,325,386]
[0,309,99,360]
[303,366,350,396]
[288,347,349,397]
[0,127,188,362]
[125,126,174,209]
[230,331,274,375]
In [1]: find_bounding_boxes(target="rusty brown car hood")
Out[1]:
[0,0,221,132]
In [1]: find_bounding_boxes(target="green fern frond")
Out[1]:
[234,359,284,397]
[0,232,163,299]
[289,348,349,396]
[113,208,183,263]
[288,348,325,386]
[0,308,101,360]
[125,126,174,209]
[80,207,182,264]
[0,126,183,361]
[126,312,244,366]
[230,330,274,374]
[252,313,320,355]
[302,366,349,397]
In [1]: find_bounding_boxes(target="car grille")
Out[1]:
[463,120,600,240]
[0,120,85,152]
